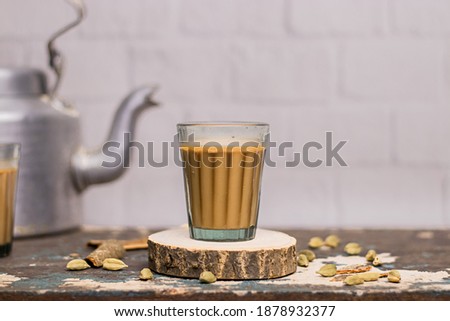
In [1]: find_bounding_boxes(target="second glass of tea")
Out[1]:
[0,143,20,257]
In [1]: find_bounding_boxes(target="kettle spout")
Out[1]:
[72,86,158,191]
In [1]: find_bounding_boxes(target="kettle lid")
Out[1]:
[0,67,47,96]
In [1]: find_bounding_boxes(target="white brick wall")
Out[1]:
[338,168,445,228]
[392,0,450,34]
[180,0,237,35]
[288,0,387,36]
[79,0,174,38]
[395,110,450,164]
[131,41,232,103]
[342,39,442,102]
[0,0,74,39]
[232,42,333,103]
[1,0,449,229]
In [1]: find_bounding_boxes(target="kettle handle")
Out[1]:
[47,0,86,97]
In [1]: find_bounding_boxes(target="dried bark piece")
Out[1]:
[85,240,125,267]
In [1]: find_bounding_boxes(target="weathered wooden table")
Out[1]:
[0,228,448,300]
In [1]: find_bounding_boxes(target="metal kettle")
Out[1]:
[0,1,158,236]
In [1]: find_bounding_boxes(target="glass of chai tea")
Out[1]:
[0,143,20,257]
[178,122,269,241]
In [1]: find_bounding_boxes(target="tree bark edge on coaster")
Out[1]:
[147,227,297,280]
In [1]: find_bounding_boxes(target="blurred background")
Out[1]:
[1,0,449,229]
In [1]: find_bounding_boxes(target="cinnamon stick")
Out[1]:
[336,264,372,275]
[87,238,148,250]
[85,240,125,267]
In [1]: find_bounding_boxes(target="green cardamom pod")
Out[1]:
[308,237,324,249]
[324,235,340,248]
[316,264,337,277]
[344,275,364,286]
[199,271,217,284]
[139,268,154,280]
[365,249,377,262]
[359,272,380,282]
[298,249,316,262]
[344,242,362,255]
[297,254,309,267]
[388,275,401,283]
[388,270,401,279]
[66,259,90,271]
[102,258,128,271]
[372,256,382,266]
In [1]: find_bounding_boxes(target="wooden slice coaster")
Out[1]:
[148,227,297,280]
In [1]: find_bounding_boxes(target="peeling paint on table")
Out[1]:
[56,253,449,296]
[0,229,449,300]
[0,273,23,288]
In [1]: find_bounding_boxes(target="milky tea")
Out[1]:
[0,166,18,256]
[181,144,265,240]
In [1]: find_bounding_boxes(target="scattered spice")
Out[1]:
[344,275,364,286]
[297,254,309,267]
[389,270,401,279]
[344,242,362,255]
[139,268,154,280]
[372,256,382,266]
[308,237,324,249]
[388,275,401,283]
[298,249,316,262]
[199,271,217,284]
[66,259,90,271]
[388,270,401,283]
[316,264,337,277]
[365,249,377,262]
[324,235,341,248]
[102,258,128,271]
[359,272,380,282]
